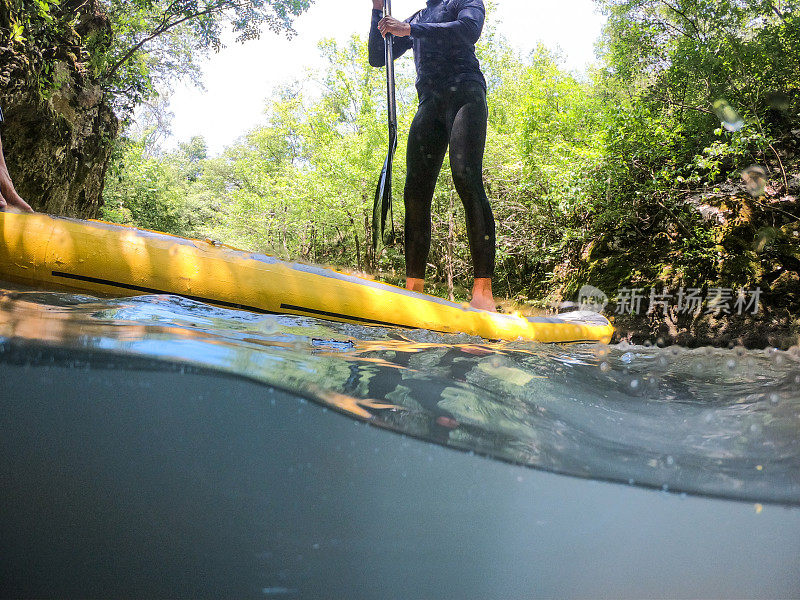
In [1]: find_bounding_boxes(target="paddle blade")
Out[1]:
[372,160,391,251]
[371,133,398,252]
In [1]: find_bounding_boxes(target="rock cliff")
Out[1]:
[0,0,118,217]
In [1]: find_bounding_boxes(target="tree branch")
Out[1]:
[104,0,241,82]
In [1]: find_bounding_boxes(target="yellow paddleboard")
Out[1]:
[0,212,613,343]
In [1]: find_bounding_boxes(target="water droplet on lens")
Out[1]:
[666,455,675,466]
[765,91,790,111]
[769,392,780,404]
[629,378,640,390]
[750,423,763,435]
[712,99,744,131]
[741,165,766,197]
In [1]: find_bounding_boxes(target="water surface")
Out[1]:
[1,284,798,505]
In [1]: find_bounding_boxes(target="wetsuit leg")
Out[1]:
[446,84,496,279]
[404,94,449,280]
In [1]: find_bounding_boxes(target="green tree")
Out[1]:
[96,0,313,111]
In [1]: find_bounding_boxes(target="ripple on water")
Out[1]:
[1,285,799,505]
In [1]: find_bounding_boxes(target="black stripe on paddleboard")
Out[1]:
[51,271,271,314]
[51,272,604,340]
[279,303,413,329]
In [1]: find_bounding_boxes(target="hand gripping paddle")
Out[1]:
[372,0,398,252]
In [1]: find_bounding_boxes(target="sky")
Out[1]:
[166,0,607,155]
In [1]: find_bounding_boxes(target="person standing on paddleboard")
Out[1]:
[369,0,496,312]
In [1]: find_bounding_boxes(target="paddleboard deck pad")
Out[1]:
[0,213,613,343]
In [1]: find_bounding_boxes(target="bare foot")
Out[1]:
[406,277,424,293]
[470,277,496,312]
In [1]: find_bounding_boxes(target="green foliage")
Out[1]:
[102,134,215,235]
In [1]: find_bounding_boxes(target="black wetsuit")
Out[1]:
[369,0,495,280]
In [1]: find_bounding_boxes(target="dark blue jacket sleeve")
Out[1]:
[409,0,484,45]
[368,9,413,67]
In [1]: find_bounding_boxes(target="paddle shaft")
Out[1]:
[384,0,397,136]
[372,0,398,251]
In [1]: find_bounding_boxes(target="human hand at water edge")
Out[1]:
[378,16,411,37]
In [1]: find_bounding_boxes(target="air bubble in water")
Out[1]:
[712,99,744,131]
[741,165,767,197]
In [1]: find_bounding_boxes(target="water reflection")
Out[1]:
[1,285,798,505]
